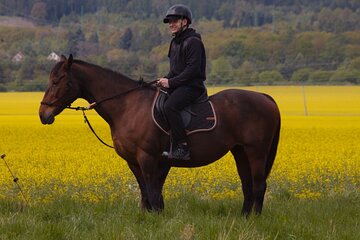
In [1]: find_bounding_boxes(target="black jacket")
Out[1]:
[165,28,206,90]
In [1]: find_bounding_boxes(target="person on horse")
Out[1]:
[157,4,207,161]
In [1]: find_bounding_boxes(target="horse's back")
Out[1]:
[208,88,280,142]
[209,88,279,115]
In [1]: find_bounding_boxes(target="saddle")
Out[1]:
[152,88,217,135]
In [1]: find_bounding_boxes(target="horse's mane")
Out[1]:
[53,58,155,90]
[73,59,135,83]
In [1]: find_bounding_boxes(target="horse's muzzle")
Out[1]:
[39,111,55,125]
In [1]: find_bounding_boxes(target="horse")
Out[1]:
[39,55,281,216]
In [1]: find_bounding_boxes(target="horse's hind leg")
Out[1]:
[153,162,171,210]
[231,145,254,216]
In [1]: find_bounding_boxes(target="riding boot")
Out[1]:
[170,142,190,160]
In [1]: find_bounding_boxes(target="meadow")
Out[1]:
[0,86,359,239]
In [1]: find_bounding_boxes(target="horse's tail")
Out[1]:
[265,106,281,179]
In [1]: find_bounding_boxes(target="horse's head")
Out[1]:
[39,54,80,124]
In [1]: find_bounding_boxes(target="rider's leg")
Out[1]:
[163,86,203,160]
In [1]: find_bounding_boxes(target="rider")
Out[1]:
[157,4,207,160]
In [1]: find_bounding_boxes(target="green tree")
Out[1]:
[223,40,245,67]
[348,57,360,70]
[258,70,284,85]
[88,31,99,43]
[135,57,157,80]
[344,44,360,59]
[0,84,6,92]
[156,61,169,77]
[330,69,360,84]
[216,2,233,28]
[119,28,133,50]
[209,57,233,84]
[309,70,334,83]
[125,0,151,18]
[139,26,161,51]
[31,1,48,25]
[17,58,36,81]
[233,60,258,85]
[0,64,6,83]
[290,68,314,83]
[67,28,85,56]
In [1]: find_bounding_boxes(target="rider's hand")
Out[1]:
[157,78,169,88]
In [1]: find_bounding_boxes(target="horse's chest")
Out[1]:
[113,141,135,162]
[111,131,138,159]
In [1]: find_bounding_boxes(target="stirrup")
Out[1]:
[161,151,170,157]
[170,143,190,160]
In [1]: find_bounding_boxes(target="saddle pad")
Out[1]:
[151,89,217,135]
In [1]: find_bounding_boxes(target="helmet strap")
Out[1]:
[172,18,189,37]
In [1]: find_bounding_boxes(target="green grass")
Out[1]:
[0,193,359,240]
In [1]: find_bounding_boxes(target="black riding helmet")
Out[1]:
[163,4,192,24]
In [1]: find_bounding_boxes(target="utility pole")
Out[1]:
[302,84,308,116]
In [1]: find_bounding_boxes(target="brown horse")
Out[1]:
[39,55,281,216]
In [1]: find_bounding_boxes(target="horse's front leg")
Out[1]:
[127,162,151,211]
[137,150,171,212]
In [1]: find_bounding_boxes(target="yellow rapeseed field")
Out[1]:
[0,86,359,204]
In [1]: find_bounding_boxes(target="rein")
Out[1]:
[68,107,114,148]
[79,79,158,110]
[66,79,158,149]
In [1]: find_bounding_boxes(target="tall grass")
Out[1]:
[0,193,359,239]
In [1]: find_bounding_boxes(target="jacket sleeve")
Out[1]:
[168,38,203,88]
[164,70,175,79]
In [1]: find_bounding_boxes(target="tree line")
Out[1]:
[0,0,360,91]
[1,0,360,31]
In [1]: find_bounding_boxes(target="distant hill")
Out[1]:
[0,1,360,91]
[1,0,360,29]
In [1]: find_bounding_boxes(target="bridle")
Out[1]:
[40,73,73,108]
[41,72,158,108]
[40,77,159,149]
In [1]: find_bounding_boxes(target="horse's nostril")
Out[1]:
[39,112,47,124]
[39,111,54,124]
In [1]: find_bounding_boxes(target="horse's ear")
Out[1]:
[64,54,73,70]
[60,55,67,62]
[68,54,73,66]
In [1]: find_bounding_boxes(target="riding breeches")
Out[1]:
[164,86,204,145]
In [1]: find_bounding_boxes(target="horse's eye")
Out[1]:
[52,75,65,85]
[52,80,58,86]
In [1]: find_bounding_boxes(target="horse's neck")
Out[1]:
[73,63,137,104]
[72,63,140,124]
